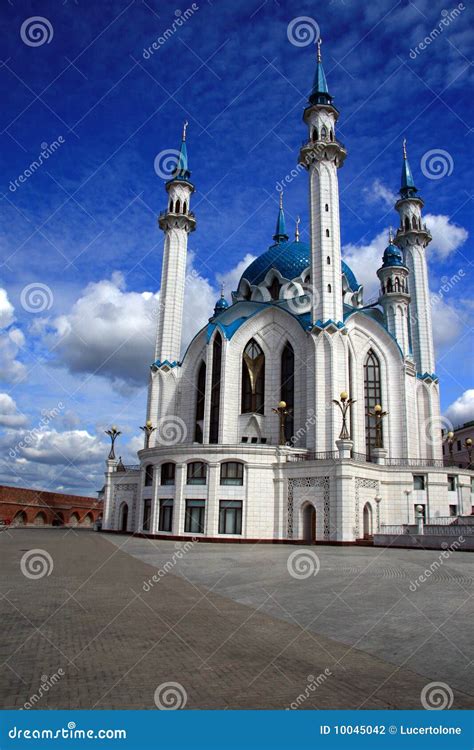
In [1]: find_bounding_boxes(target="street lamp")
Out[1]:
[140,420,156,449]
[105,426,121,460]
[464,437,472,468]
[332,391,356,440]
[445,430,455,464]
[272,400,292,446]
[367,404,388,449]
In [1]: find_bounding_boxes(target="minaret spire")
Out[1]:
[273,191,289,243]
[310,36,332,105]
[295,216,300,242]
[400,139,417,198]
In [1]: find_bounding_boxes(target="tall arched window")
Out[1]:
[404,216,410,231]
[183,201,187,214]
[194,361,206,443]
[364,350,382,458]
[175,198,181,213]
[281,342,295,442]
[209,333,222,443]
[321,126,327,139]
[269,277,280,300]
[312,127,318,142]
[241,339,265,414]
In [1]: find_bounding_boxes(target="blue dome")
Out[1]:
[240,240,359,292]
[213,295,229,316]
[382,242,404,267]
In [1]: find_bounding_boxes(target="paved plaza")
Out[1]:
[0,528,473,710]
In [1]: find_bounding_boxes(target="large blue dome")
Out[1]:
[240,240,359,292]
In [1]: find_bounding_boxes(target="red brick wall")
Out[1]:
[0,485,102,526]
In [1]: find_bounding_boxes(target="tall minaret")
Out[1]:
[394,140,434,374]
[299,39,347,325]
[154,122,196,365]
[377,229,411,357]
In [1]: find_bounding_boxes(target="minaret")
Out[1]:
[377,229,411,356]
[273,191,289,243]
[394,140,434,374]
[299,39,347,325]
[154,121,196,365]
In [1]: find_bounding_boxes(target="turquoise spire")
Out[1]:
[172,121,191,180]
[309,38,332,105]
[400,138,417,198]
[273,191,289,243]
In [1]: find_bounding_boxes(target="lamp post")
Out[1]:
[374,494,382,533]
[367,404,388,449]
[105,426,121,460]
[445,430,454,465]
[140,420,156,449]
[272,401,292,446]
[464,437,472,469]
[332,391,356,440]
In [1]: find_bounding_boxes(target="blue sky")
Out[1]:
[0,0,472,495]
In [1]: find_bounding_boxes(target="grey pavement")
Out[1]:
[0,528,473,710]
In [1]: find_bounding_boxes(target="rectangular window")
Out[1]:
[184,500,205,533]
[220,462,243,486]
[187,462,207,485]
[219,500,242,535]
[413,475,425,491]
[447,476,456,492]
[161,463,175,486]
[142,499,152,531]
[159,500,173,532]
[449,504,458,517]
[457,440,461,451]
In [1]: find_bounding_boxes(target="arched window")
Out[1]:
[175,198,181,213]
[187,461,207,485]
[404,216,410,231]
[241,339,265,414]
[183,201,187,214]
[281,342,295,442]
[387,278,393,293]
[269,277,280,300]
[161,462,175,485]
[209,333,222,443]
[394,277,400,292]
[327,284,332,293]
[169,200,174,213]
[312,127,318,142]
[144,464,154,486]
[330,129,334,141]
[326,228,330,237]
[364,350,382,458]
[326,256,331,265]
[220,461,244,485]
[194,361,206,443]
[412,216,417,229]
[321,126,327,139]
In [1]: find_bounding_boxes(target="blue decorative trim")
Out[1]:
[417,372,439,383]
[312,319,345,330]
[151,359,180,370]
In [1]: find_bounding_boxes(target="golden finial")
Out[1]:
[279,190,283,210]
[295,216,300,242]
[317,38,322,63]
[402,138,407,160]
[182,120,188,142]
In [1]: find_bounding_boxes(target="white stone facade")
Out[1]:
[103,47,473,543]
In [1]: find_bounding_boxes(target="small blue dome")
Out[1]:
[382,241,404,267]
[214,295,229,316]
[239,240,359,292]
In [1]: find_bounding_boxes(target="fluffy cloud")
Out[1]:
[444,390,474,427]
[0,327,26,383]
[19,428,105,466]
[342,229,387,301]
[363,179,397,209]
[0,393,28,428]
[0,287,15,328]
[216,253,257,294]
[424,214,468,261]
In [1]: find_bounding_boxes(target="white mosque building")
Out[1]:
[103,42,473,543]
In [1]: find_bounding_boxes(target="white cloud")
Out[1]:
[0,327,26,383]
[216,253,257,295]
[363,179,397,209]
[342,229,387,301]
[424,214,468,260]
[0,287,15,328]
[430,296,463,350]
[444,389,474,427]
[20,428,105,466]
[0,393,28,428]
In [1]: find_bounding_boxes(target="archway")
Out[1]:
[363,503,373,539]
[81,513,93,527]
[13,510,27,526]
[302,504,317,544]
[120,503,129,532]
[69,513,79,527]
[52,512,64,527]
[34,511,47,526]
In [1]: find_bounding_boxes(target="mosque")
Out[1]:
[103,42,472,543]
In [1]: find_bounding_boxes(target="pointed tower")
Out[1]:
[394,140,435,374]
[299,39,347,325]
[273,191,289,243]
[155,122,196,366]
[377,229,411,356]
